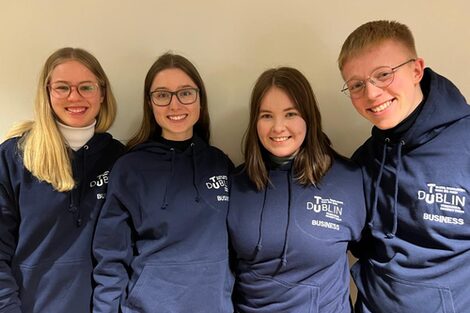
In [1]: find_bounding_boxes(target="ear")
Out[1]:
[412,58,425,84]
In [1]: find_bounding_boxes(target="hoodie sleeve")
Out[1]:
[92,165,135,313]
[0,180,22,313]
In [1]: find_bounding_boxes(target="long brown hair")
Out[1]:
[127,52,210,149]
[243,67,335,190]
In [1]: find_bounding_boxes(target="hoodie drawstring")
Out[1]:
[161,148,175,209]
[252,187,268,261]
[370,138,404,239]
[68,144,88,227]
[387,140,404,238]
[252,169,293,274]
[370,138,389,230]
[76,145,89,227]
[277,170,293,272]
[191,143,201,203]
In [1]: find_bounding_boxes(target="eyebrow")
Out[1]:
[259,106,298,113]
[153,84,196,91]
[50,80,96,84]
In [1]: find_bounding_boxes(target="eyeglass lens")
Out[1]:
[151,88,198,106]
[49,82,100,99]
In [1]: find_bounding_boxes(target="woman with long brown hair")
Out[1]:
[93,52,233,313]
[228,67,366,313]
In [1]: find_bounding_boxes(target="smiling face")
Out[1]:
[49,60,103,128]
[256,87,307,158]
[150,68,200,141]
[341,39,424,130]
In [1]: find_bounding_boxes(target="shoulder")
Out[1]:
[351,136,375,165]
[0,137,22,163]
[327,155,362,181]
[88,133,125,164]
[317,155,365,192]
[0,136,21,151]
[92,132,124,150]
[230,163,253,188]
[200,144,233,167]
[0,137,24,183]
[332,154,359,170]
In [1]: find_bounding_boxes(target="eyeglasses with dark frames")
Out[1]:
[150,87,199,107]
[341,59,416,99]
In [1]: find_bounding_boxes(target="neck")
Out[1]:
[57,120,96,151]
[268,153,296,167]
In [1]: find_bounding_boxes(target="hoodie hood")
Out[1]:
[355,67,470,238]
[371,68,470,148]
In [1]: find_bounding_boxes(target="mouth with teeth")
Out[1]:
[66,107,88,114]
[369,100,393,113]
[167,114,188,121]
[271,136,291,142]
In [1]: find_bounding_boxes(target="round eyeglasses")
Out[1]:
[48,82,101,99]
[341,59,416,99]
[150,88,199,107]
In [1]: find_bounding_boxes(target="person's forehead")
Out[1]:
[341,40,410,77]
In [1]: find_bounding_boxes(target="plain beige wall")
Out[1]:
[1,0,470,302]
[2,1,469,164]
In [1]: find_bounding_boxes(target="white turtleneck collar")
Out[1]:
[57,120,96,151]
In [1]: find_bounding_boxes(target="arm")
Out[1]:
[0,182,22,313]
[92,171,135,313]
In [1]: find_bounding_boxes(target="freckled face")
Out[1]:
[256,87,307,157]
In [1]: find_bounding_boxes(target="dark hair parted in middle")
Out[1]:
[127,52,210,149]
[244,67,335,190]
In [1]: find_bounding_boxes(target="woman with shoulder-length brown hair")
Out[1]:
[93,52,234,313]
[0,47,124,313]
[228,66,366,313]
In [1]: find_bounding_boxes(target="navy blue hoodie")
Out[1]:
[0,133,124,313]
[92,136,234,313]
[228,156,366,313]
[351,68,470,313]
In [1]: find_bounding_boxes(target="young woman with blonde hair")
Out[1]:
[0,47,123,313]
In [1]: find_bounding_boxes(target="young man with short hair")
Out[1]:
[339,20,470,313]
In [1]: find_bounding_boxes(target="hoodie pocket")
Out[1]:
[14,259,92,313]
[351,261,456,313]
[235,270,320,313]
[125,258,233,313]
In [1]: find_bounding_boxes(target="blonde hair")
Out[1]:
[338,20,417,70]
[6,47,117,192]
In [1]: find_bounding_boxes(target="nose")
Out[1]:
[272,117,285,133]
[67,86,83,101]
[364,79,383,99]
[168,93,182,109]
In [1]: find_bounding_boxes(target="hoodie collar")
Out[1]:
[369,68,470,239]
[372,68,470,148]
[133,135,206,210]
